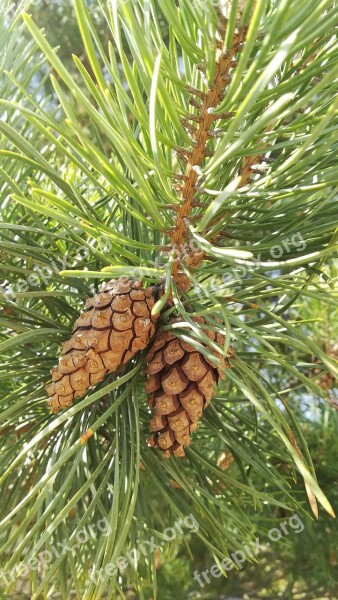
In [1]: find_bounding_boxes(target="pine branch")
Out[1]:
[170,19,247,277]
[206,124,273,241]
[1,1,338,597]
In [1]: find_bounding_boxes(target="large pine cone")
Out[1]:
[145,317,230,458]
[46,278,159,413]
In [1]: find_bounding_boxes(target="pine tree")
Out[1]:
[0,0,338,598]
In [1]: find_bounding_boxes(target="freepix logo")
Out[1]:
[89,513,199,584]
[0,518,112,586]
[0,231,306,303]
[193,513,304,588]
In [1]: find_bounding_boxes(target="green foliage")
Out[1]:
[0,0,337,598]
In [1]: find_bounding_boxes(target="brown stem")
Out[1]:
[207,124,273,242]
[170,23,247,278]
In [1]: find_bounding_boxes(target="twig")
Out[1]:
[207,124,273,241]
[170,19,247,278]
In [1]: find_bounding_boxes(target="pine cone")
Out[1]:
[145,317,230,458]
[46,278,160,413]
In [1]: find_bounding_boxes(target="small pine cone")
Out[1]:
[46,278,160,414]
[145,317,230,458]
